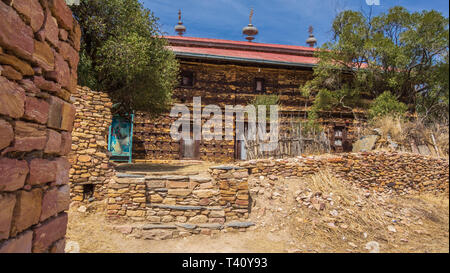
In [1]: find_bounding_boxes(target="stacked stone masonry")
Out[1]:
[239,151,449,194]
[0,0,80,253]
[69,86,114,201]
[106,167,254,239]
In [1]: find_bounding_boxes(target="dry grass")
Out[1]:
[287,171,449,253]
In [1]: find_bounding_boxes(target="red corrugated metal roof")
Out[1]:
[169,45,317,65]
[164,36,319,66]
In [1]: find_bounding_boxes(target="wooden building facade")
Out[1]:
[131,36,361,162]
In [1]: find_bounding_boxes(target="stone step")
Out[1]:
[134,221,255,231]
[148,204,225,211]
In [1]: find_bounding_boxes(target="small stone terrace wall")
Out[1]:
[106,167,253,239]
[239,151,449,194]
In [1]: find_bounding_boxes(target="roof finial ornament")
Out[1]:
[242,8,258,42]
[306,25,317,47]
[174,9,186,36]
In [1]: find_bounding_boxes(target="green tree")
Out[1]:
[368,91,408,119]
[70,0,179,114]
[301,6,449,123]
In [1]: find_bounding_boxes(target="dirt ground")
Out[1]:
[66,173,449,253]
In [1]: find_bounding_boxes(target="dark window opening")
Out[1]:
[83,184,95,201]
[254,78,265,93]
[180,71,194,87]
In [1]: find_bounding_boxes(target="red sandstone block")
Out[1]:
[0,230,33,253]
[59,29,68,41]
[33,40,55,71]
[43,10,59,48]
[54,53,70,89]
[0,1,34,61]
[44,129,62,154]
[27,158,57,185]
[32,212,68,253]
[0,158,29,192]
[40,187,59,221]
[10,188,42,236]
[49,0,74,31]
[59,41,79,70]
[0,193,16,240]
[54,157,70,185]
[12,120,47,152]
[1,64,23,80]
[56,185,70,213]
[47,96,75,131]
[60,131,72,155]
[10,0,44,33]
[0,76,26,119]
[0,119,14,150]
[24,96,49,124]
[33,75,61,93]
[50,238,65,253]
[19,79,40,93]
[71,21,81,51]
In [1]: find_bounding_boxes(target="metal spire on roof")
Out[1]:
[242,8,258,42]
[174,9,186,36]
[306,26,317,47]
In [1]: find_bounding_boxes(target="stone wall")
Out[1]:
[69,86,113,201]
[239,152,449,194]
[106,167,253,239]
[0,0,80,252]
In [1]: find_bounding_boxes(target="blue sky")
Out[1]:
[142,0,449,46]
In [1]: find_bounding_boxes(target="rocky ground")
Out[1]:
[66,171,449,253]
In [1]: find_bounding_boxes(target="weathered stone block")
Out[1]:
[49,238,65,253]
[56,185,70,213]
[27,159,56,185]
[0,76,25,118]
[32,40,54,71]
[0,2,34,60]
[0,158,29,192]
[33,76,61,93]
[44,129,61,154]
[40,188,59,221]
[59,42,79,69]
[54,52,70,88]
[187,215,208,224]
[49,0,73,31]
[32,212,68,253]
[59,131,72,155]
[11,0,44,32]
[24,96,49,124]
[54,157,70,185]
[0,193,16,240]
[43,11,59,47]
[11,120,46,152]
[10,189,42,236]
[0,53,34,75]
[0,119,14,150]
[0,230,32,253]
[168,189,192,196]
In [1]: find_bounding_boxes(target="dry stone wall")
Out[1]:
[0,0,80,253]
[239,152,449,194]
[69,86,113,201]
[106,167,253,239]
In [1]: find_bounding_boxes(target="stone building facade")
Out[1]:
[132,36,362,163]
[0,0,80,253]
